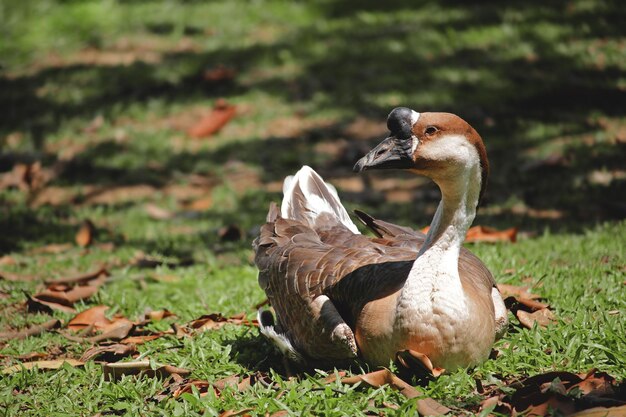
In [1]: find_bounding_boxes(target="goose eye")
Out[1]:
[425,126,439,136]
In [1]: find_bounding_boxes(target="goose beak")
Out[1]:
[353,136,414,173]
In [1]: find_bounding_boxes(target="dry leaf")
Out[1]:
[181,195,213,211]
[26,295,77,314]
[187,99,236,138]
[337,369,451,416]
[0,319,61,342]
[0,270,38,282]
[203,65,236,82]
[103,360,191,381]
[465,225,518,243]
[503,369,626,416]
[27,243,73,255]
[2,359,84,374]
[68,305,116,331]
[172,379,215,398]
[75,219,96,247]
[44,266,109,286]
[120,334,163,345]
[395,349,445,378]
[218,409,253,417]
[66,306,135,342]
[14,352,50,362]
[421,224,517,243]
[497,284,542,300]
[144,309,175,321]
[144,203,173,220]
[30,273,106,312]
[0,162,51,191]
[517,308,557,329]
[186,313,257,331]
[81,343,137,362]
[85,322,134,343]
[0,256,17,266]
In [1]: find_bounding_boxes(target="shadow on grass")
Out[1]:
[1,0,625,246]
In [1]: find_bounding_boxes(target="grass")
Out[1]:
[1,0,625,415]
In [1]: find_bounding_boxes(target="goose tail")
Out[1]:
[280,165,360,234]
[257,309,303,363]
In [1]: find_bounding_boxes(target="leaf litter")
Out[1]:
[2,251,617,416]
[498,283,558,329]
[26,268,109,313]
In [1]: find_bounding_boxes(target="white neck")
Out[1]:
[409,136,483,280]
[419,167,481,261]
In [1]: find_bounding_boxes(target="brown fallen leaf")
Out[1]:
[0,319,61,343]
[500,369,626,416]
[103,360,191,381]
[66,305,135,342]
[0,270,38,282]
[421,225,517,243]
[465,225,518,243]
[80,343,138,362]
[75,219,97,247]
[27,243,73,255]
[497,283,542,300]
[203,65,236,82]
[144,309,176,321]
[187,99,236,138]
[171,379,215,398]
[0,162,52,191]
[26,295,77,314]
[13,352,51,362]
[30,273,106,312]
[186,312,257,331]
[2,359,84,374]
[395,349,445,379]
[120,334,163,345]
[336,369,451,416]
[517,308,557,329]
[84,321,134,343]
[144,203,174,220]
[218,409,253,417]
[44,266,109,286]
[0,255,17,266]
[180,195,214,212]
[67,305,117,331]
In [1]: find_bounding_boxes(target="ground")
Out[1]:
[0,0,625,415]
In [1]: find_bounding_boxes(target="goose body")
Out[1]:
[254,108,507,370]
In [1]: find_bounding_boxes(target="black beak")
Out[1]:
[353,136,414,173]
[353,107,418,173]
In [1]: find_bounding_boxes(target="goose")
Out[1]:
[254,107,508,371]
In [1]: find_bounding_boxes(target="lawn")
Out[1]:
[0,0,625,415]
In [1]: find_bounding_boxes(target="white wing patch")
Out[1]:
[281,165,360,234]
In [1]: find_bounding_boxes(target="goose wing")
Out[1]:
[353,209,497,292]
[255,205,416,329]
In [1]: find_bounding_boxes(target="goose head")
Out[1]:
[354,107,489,202]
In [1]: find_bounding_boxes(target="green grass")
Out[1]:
[1,0,625,415]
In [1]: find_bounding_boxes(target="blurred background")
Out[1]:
[1,0,625,254]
